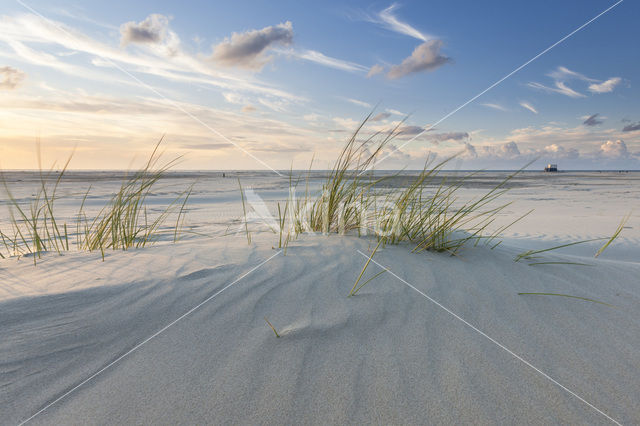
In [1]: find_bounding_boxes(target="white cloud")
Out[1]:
[461,142,477,159]
[542,143,579,159]
[588,77,621,94]
[0,66,26,89]
[332,117,359,130]
[527,81,585,98]
[366,64,384,78]
[547,66,597,83]
[371,112,391,121]
[472,141,522,159]
[599,139,629,158]
[257,97,288,112]
[222,92,246,105]
[519,101,538,114]
[0,13,303,101]
[387,40,450,79]
[344,97,372,108]
[496,141,521,158]
[211,21,293,70]
[386,108,405,116]
[481,103,507,112]
[120,14,169,45]
[288,49,368,73]
[374,3,431,41]
[529,66,622,98]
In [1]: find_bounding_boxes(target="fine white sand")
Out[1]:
[1,171,639,424]
[2,231,639,424]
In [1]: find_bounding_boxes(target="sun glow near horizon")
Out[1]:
[0,0,638,170]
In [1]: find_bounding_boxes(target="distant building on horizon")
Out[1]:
[544,163,558,172]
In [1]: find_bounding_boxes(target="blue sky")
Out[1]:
[0,0,638,169]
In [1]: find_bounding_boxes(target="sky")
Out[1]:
[0,0,638,170]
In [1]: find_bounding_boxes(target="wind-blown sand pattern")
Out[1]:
[2,0,638,422]
[1,171,639,424]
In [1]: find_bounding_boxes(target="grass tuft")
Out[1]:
[237,114,527,257]
[1,139,192,263]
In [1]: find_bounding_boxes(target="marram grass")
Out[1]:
[236,115,631,296]
[237,114,529,259]
[0,140,192,264]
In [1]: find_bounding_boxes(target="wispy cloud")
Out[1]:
[427,131,469,143]
[0,66,26,89]
[343,97,372,108]
[527,81,585,98]
[622,122,640,132]
[287,49,368,73]
[181,143,231,150]
[366,64,384,78]
[332,116,360,130]
[371,3,431,41]
[222,91,286,113]
[0,13,303,101]
[211,21,293,70]
[529,66,622,98]
[588,77,621,94]
[371,112,391,121]
[386,108,405,116]
[547,66,598,83]
[582,113,602,126]
[519,101,538,114]
[0,85,319,168]
[481,103,507,112]
[397,125,426,136]
[387,39,450,79]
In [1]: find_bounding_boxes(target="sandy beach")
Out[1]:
[1,171,639,425]
[2,0,639,423]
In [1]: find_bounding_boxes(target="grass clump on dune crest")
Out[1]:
[0,140,192,264]
[236,114,526,256]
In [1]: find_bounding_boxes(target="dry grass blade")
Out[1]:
[514,238,604,263]
[238,178,251,244]
[264,317,281,338]
[594,212,631,258]
[348,237,385,297]
[518,292,615,307]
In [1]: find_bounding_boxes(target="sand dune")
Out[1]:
[2,232,639,424]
